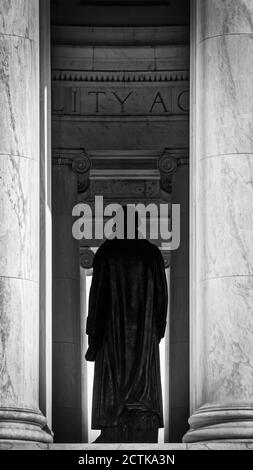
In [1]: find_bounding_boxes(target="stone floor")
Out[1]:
[0,442,253,450]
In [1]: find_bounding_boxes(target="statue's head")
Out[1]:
[110,206,144,240]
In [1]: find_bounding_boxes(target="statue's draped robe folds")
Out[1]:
[85,239,168,437]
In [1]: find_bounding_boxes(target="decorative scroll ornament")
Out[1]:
[162,251,171,269]
[158,150,178,198]
[80,249,95,270]
[72,153,91,194]
[72,155,91,174]
[158,154,178,175]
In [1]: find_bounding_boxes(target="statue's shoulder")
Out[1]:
[93,240,114,262]
[142,240,161,255]
[143,241,164,265]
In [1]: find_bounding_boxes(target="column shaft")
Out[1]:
[52,163,82,442]
[80,266,88,443]
[0,0,51,442]
[39,0,52,430]
[169,163,189,442]
[185,0,253,442]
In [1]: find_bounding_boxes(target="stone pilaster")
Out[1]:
[185,0,253,442]
[159,150,189,442]
[0,0,52,442]
[80,249,94,443]
[52,150,90,442]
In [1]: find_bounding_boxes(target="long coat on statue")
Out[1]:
[85,239,168,430]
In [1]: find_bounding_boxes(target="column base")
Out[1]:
[183,406,253,443]
[0,408,53,443]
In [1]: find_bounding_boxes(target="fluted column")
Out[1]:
[0,0,52,442]
[185,0,253,442]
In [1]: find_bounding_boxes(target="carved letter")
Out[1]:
[177,90,189,112]
[71,88,79,113]
[149,92,168,113]
[88,91,106,113]
[112,92,133,113]
[52,88,64,113]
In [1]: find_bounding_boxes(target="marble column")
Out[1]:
[39,0,52,431]
[0,0,52,442]
[185,0,253,442]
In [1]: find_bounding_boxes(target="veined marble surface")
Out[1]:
[0,0,45,441]
[198,155,253,280]
[0,37,39,158]
[198,0,253,41]
[0,0,38,41]
[0,442,253,450]
[0,155,38,281]
[200,276,253,404]
[198,35,253,158]
[189,0,253,438]
[0,277,39,409]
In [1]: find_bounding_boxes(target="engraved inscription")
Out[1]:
[52,86,189,116]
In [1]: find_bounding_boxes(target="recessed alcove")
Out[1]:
[51,0,190,444]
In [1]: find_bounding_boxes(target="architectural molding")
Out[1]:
[159,148,189,172]
[52,148,89,166]
[159,148,189,195]
[89,179,160,198]
[0,409,53,443]
[53,148,91,193]
[52,25,190,47]
[52,70,189,84]
[52,44,189,76]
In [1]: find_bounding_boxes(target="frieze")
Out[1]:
[52,85,189,116]
[89,180,160,199]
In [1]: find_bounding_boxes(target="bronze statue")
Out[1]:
[85,221,168,443]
